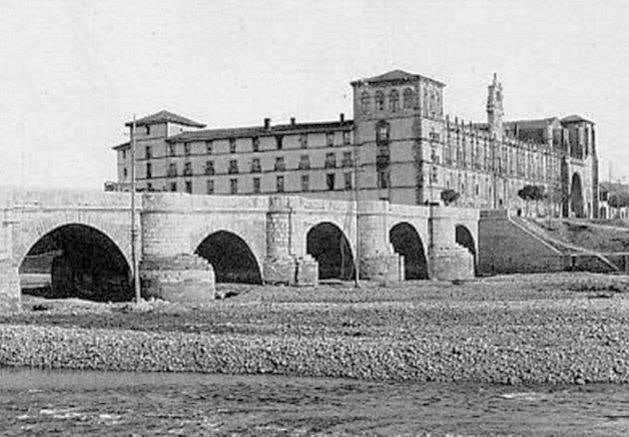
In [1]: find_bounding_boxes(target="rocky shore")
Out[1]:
[1,273,629,385]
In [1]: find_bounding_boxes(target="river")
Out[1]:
[0,368,628,435]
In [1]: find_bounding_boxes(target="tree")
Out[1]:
[440,189,460,206]
[517,185,535,215]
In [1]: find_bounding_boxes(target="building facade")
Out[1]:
[111,69,599,218]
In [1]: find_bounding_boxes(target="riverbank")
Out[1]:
[1,273,629,385]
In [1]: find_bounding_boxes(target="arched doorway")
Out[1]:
[195,231,262,283]
[570,173,584,218]
[389,222,428,279]
[455,224,476,273]
[306,222,355,280]
[19,224,132,301]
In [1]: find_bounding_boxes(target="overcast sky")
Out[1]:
[1,0,628,188]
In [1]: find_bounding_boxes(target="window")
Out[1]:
[298,155,310,170]
[123,167,128,179]
[228,159,238,174]
[325,152,336,168]
[301,174,310,191]
[122,150,126,159]
[299,133,308,149]
[276,175,285,192]
[326,173,335,191]
[326,132,334,147]
[184,162,192,176]
[342,151,353,167]
[146,183,153,191]
[205,160,214,175]
[184,143,191,156]
[145,125,150,135]
[206,179,214,194]
[230,178,238,194]
[145,146,152,159]
[206,141,213,154]
[146,163,152,179]
[344,172,352,190]
[251,158,261,173]
[376,121,389,144]
[168,144,176,157]
[185,180,192,194]
[375,90,385,110]
[343,131,350,145]
[274,156,285,171]
[276,135,283,150]
[252,137,260,152]
[377,170,389,189]
[403,87,415,109]
[170,181,177,192]
[389,89,399,112]
[229,138,236,154]
[360,91,370,113]
[429,132,440,142]
[253,177,261,193]
[167,163,177,177]
[430,166,438,183]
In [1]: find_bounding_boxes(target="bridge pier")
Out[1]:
[357,202,402,283]
[0,206,20,311]
[428,206,474,280]
[140,194,216,303]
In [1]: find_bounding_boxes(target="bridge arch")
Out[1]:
[306,222,355,280]
[389,222,428,279]
[570,172,585,218]
[194,230,262,284]
[18,223,132,301]
[455,224,476,272]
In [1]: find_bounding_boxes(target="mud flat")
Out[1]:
[1,273,628,385]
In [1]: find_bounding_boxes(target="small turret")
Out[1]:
[487,73,504,139]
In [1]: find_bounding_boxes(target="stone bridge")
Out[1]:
[0,188,479,309]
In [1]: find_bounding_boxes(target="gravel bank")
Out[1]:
[1,273,629,385]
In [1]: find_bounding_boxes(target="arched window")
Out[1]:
[403,88,414,109]
[389,89,399,112]
[360,91,370,113]
[375,90,385,111]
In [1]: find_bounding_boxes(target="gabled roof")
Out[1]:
[125,110,206,128]
[352,69,445,87]
[166,120,353,143]
[561,114,594,125]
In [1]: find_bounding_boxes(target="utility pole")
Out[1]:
[130,115,141,303]
[352,139,361,288]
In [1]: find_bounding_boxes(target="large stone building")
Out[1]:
[111,69,599,218]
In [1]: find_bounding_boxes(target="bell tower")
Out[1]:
[487,73,504,139]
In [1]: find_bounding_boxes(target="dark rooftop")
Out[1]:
[125,110,206,128]
[352,69,445,87]
[166,119,353,143]
[561,114,594,125]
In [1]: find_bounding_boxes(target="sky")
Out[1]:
[1,0,628,189]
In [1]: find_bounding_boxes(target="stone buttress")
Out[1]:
[428,206,474,280]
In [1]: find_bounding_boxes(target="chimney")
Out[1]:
[264,118,271,130]
[290,117,296,126]
[339,113,345,123]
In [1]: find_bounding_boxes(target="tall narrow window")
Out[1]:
[325,152,336,168]
[229,138,236,154]
[276,135,283,150]
[184,143,191,156]
[253,177,261,193]
[326,132,334,147]
[146,125,151,135]
[206,141,213,154]
[145,146,152,159]
[326,173,335,191]
[184,162,192,176]
[168,144,176,157]
[299,133,308,148]
[298,155,310,170]
[361,91,370,113]
[276,175,285,192]
[170,181,177,192]
[206,179,214,194]
[228,159,238,174]
[342,151,353,168]
[123,167,128,179]
[274,156,285,171]
[185,180,192,194]
[205,160,214,175]
[252,137,260,152]
[377,170,389,189]
[251,158,261,173]
[146,163,152,179]
[375,90,385,110]
[403,87,414,109]
[344,172,352,190]
[343,131,350,145]
[389,89,399,112]
[301,174,310,191]
[168,163,177,177]
[230,178,238,194]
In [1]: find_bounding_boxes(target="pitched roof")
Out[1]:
[111,141,130,151]
[561,114,594,125]
[352,69,445,87]
[166,120,353,143]
[125,110,206,128]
